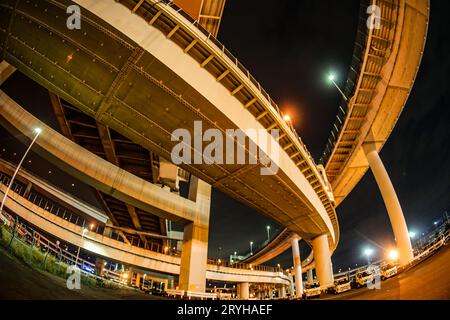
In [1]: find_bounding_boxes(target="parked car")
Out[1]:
[331,276,351,294]
[352,268,380,288]
[380,263,398,280]
[303,283,321,299]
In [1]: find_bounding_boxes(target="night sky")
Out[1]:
[1,0,449,273]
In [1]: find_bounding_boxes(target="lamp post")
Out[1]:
[75,222,88,268]
[327,73,348,101]
[266,226,271,242]
[250,241,253,255]
[364,248,374,265]
[0,128,42,225]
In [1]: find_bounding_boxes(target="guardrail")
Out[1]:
[0,209,126,285]
[319,0,371,165]
[0,171,167,253]
[333,222,450,281]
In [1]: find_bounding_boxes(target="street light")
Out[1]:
[327,72,348,101]
[388,250,399,261]
[250,241,253,255]
[266,226,271,241]
[0,128,42,225]
[75,224,88,267]
[409,231,416,239]
[364,248,374,264]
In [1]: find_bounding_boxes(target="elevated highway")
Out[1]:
[320,0,429,266]
[0,0,338,248]
[0,0,339,294]
[239,0,430,272]
[321,0,429,206]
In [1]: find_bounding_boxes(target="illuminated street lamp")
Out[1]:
[283,114,291,122]
[250,241,254,255]
[266,225,271,241]
[75,224,88,267]
[327,72,348,101]
[409,231,416,239]
[388,250,399,261]
[0,128,42,225]
[364,248,374,264]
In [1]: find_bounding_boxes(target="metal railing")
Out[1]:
[319,0,371,165]
[0,171,166,253]
[0,210,125,284]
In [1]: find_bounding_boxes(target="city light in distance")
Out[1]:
[364,248,374,257]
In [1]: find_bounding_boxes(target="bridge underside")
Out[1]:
[0,0,336,244]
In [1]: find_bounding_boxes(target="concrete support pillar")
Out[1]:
[363,142,414,266]
[288,274,294,296]
[238,282,249,300]
[103,219,113,238]
[312,234,333,287]
[291,236,303,298]
[95,258,105,277]
[23,182,33,199]
[179,177,211,293]
[307,268,314,284]
[280,285,286,298]
[135,273,141,288]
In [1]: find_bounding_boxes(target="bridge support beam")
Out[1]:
[311,234,333,287]
[307,268,314,284]
[363,142,413,266]
[179,177,211,293]
[280,285,287,298]
[238,282,250,300]
[291,236,303,298]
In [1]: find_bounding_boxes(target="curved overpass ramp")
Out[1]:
[321,0,429,205]
[230,0,429,270]
[0,0,338,249]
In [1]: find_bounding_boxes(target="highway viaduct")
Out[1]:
[0,0,429,299]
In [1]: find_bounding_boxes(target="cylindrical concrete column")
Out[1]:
[288,274,294,296]
[363,142,413,266]
[312,234,333,287]
[291,236,303,298]
[238,282,249,300]
[280,285,287,299]
[307,269,314,284]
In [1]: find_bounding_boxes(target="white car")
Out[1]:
[303,283,321,299]
[381,264,398,280]
[353,269,380,288]
[332,277,351,294]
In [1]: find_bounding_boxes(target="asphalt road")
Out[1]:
[321,244,450,300]
[0,246,167,300]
